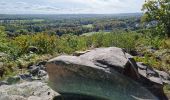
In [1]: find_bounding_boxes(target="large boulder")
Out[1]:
[46,47,167,100]
[0,82,60,100]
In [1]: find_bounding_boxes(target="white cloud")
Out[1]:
[0,0,145,14]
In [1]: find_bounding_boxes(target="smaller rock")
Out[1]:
[147,48,157,53]
[29,65,40,76]
[38,70,47,77]
[156,70,170,84]
[0,52,7,57]
[0,81,8,86]
[37,61,47,66]
[19,74,33,81]
[137,62,163,85]
[39,65,46,71]
[137,62,147,70]
[27,46,39,53]
[146,68,159,77]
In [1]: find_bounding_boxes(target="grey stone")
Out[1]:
[156,70,170,84]
[137,62,163,85]
[0,52,7,57]
[0,82,60,100]
[46,47,161,100]
[19,74,33,81]
[79,47,130,68]
[28,96,41,100]
[137,62,147,70]
[38,70,47,77]
[29,65,40,76]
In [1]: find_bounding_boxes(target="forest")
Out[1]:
[0,14,141,36]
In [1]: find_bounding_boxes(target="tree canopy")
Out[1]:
[142,0,170,37]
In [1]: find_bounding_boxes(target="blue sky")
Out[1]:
[0,0,145,14]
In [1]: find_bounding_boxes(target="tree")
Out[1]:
[142,0,170,37]
[0,26,8,52]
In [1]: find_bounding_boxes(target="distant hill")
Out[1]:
[0,13,142,20]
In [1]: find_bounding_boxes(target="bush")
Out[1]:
[137,33,165,49]
[0,26,9,52]
[12,33,58,55]
[87,31,139,52]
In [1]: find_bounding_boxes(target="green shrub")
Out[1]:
[137,33,165,49]
[0,26,9,52]
[12,33,58,55]
[86,31,139,52]
[134,55,161,70]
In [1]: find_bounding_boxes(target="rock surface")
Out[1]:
[0,52,8,57]
[156,70,170,84]
[0,82,60,100]
[46,47,169,100]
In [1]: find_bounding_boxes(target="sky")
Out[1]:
[0,0,145,14]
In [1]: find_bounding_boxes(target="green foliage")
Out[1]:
[162,39,170,49]
[88,32,139,52]
[137,34,164,49]
[12,33,58,55]
[0,26,9,52]
[1,29,169,78]
[134,55,161,69]
[10,31,139,55]
[142,0,170,36]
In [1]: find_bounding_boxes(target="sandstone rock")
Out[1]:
[0,82,60,100]
[46,47,160,100]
